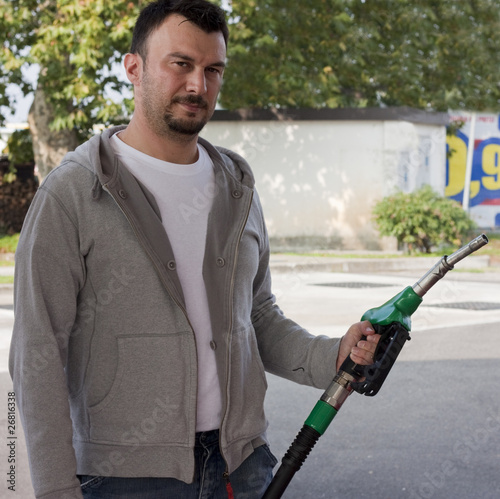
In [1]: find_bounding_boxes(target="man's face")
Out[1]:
[137,14,226,140]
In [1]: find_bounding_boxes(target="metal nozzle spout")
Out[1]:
[446,233,489,267]
[412,234,489,297]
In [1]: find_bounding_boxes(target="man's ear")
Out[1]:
[123,53,143,86]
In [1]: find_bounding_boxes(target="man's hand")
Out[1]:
[336,321,380,371]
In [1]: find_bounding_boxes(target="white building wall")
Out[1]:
[201,116,446,251]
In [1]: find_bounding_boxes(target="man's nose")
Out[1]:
[186,69,207,94]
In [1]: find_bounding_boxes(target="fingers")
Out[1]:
[350,321,380,366]
[336,321,381,371]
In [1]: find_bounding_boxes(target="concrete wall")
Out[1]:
[201,107,448,251]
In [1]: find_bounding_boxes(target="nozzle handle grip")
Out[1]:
[340,322,411,396]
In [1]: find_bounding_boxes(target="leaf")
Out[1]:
[221,0,500,111]
[0,0,139,140]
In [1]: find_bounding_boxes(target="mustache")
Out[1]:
[172,95,208,109]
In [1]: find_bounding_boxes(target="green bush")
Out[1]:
[372,185,476,253]
[3,129,34,172]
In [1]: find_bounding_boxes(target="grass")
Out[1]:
[282,233,500,259]
[1,232,499,263]
[0,275,14,284]
[281,252,404,259]
[0,234,18,266]
[478,236,500,255]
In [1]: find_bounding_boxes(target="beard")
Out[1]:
[164,95,210,136]
[141,73,213,140]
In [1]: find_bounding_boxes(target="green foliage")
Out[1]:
[223,0,353,108]
[221,0,500,111]
[0,233,19,253]
[3,0,500,141]
[372,185,476,253]
[4,129,34,169]
[0,0,142,139]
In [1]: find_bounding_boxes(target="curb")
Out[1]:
[0,255,493,287]
[269,254,491,274]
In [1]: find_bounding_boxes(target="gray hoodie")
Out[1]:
[9,126,341,499]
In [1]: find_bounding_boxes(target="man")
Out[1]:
[10,1,379,498]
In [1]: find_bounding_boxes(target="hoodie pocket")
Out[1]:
[88,333,195,445]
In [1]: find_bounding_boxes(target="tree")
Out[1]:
[221,0,500,111]
[0,0,141,176]
[222,0,353,108]
[3,0,500,176]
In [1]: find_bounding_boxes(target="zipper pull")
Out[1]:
[223,471,234,499]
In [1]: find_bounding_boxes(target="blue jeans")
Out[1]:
[79,430,277,498]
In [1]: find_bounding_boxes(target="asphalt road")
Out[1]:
[265,268,500,499]
[0,265,499,499]
[264,329,500,499]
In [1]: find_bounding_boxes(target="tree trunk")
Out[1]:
[27,84,79,179]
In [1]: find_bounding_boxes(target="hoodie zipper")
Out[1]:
[219,189,254,493]
[102,184,201,459]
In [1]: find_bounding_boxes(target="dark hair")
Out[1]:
[130,0,229,61]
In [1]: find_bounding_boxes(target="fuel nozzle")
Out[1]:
[412,233,489,297]
[341,233,489,396]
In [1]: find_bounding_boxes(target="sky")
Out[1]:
[2,62,38,124]
[3,87,33,123]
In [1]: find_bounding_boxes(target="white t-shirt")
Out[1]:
[110,132,222,432]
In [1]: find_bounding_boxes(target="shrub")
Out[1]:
[1,129,35,183]
[372,185,476,253]
[5,129,35,171]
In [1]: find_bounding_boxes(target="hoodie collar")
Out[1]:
[87,126,255,192]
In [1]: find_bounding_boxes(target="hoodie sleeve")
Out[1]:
[9,175,85,499]
[249,191,342,390]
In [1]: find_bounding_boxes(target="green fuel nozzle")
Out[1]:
[340,233,490,396]
[263,234,489,499]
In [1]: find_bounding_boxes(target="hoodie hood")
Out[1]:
[60,125,256,194]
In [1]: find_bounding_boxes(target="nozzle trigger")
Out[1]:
[350,322,411,396]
